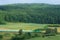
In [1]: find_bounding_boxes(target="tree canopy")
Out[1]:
[0,3,60,24]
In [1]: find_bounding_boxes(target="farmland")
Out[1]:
[0,23,60,40]
[0,22,47,30]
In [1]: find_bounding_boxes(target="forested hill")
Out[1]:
[0,3,60,24]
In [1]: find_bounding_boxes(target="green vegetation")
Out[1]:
[0,22,46,30]
[0,3,60,40]
[0,25,59,40]
[28,36,60,40]
[0,3,60,24]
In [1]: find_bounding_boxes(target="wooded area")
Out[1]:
[0,3,60,24]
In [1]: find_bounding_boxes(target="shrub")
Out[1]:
[0,21,6,25]
[19,29,23,35]
[45,28,56,36]
[11,34,25,40]
[24,32,32,39]
[0,35,3,39]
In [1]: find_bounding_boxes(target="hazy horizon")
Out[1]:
[0,0,60,5]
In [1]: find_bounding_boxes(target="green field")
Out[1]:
[28,35,60,40]
[0,22,48,30]
[0,23,60,40]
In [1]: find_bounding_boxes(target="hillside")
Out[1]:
[0,3,60,24]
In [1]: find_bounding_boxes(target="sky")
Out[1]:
[0,0,60,5]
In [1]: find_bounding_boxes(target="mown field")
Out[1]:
[0,22,48,30]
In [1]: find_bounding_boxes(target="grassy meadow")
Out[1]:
[0,22,47,30]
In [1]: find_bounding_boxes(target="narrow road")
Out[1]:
[0,30,33,32]
[0,30,18,32]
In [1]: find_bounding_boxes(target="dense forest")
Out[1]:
[0,3,60,24]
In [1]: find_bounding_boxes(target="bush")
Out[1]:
[33,29,41,32]
[19,29,23,35]
[0,35,3,39]
[45,28,56,36]
[24,32,32,39]
[11,34,25,40]
[0,21,6,25]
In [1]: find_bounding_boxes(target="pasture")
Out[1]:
[0,22,47,30]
